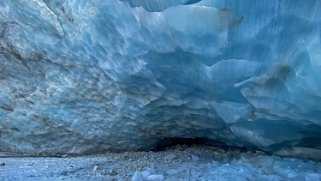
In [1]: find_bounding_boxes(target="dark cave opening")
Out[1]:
[152,137,249,152]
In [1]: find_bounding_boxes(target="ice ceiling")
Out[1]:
[0,0,321,159]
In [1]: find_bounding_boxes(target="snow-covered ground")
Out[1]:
[0,145,320,181]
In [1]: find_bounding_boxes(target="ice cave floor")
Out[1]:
[0,145,320,181]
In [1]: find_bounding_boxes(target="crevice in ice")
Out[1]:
[152,137,249,152]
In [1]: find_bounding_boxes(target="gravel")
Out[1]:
[0,145,320,181]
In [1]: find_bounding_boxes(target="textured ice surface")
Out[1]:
[0,0,321,158]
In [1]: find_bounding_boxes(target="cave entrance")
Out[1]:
[152,137,248,152]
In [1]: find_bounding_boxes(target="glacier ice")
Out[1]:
[0,0,321,159]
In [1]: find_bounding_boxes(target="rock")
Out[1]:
[166,169,179,175]
[142,168,156,178]
[108,168,118,176]
[191,155,199,161]
[147,174,165,181]
[93,165,99,171]
[0,163,5,166]
[164,154,176,163]
[131,171,144,181]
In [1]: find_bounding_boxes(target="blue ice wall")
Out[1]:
[0,0,320,158]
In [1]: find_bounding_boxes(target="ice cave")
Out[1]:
[0,0,321,180]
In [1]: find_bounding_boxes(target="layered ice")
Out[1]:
[0,0,321,159]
